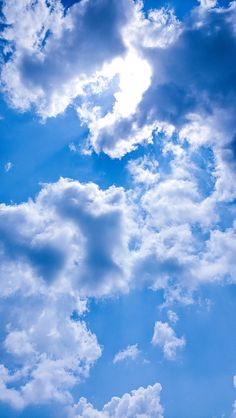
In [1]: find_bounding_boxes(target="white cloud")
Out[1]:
[2,0,235,161]
[198,0,217,9]
[199,223,236,284]
[0,0,180,157]
[167,310,179,324]
[127,155,160,185]
[113,344,140,364]
[152,321,185,360]
[0,291,101,409]
[68,382,164,418]
[0,178,136,298]
[0,1,236,414]
[0,137,234,306]
[1,0,133,118]
[0,139,235,408]
[0,178,136,409]
[4,161,13,172]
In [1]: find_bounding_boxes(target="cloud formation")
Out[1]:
[0,293,101,409]
[152,321,185,360]
[0,2,236,413]
[0,178,133,410]
[1,0,132,117]
[2,1,235,159]
[68,383,164,418]
[113,344,140,364]
[0,178,134,297]
[0,141,234,408]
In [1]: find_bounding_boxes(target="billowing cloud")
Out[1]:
[0,178,134,409]
[0,140,234,408]
[0,293,101,409]
[0,1,235,415]
[0,3,236,403]
[0,138,235,306]
[0,178,134,297]
[2,1,235,159]
[1,0,132,117]
[68,383,164,418]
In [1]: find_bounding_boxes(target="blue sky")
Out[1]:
[0,1,236,417]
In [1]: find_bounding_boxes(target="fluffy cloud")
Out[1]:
[113,344,140,364]
[0,149,235,408]
[0,178,135,409]
[198,223,236,284]
[68,383,164,418]
[79,1,236,157]
[0,294,101,409]
[2,1,235,159]
[1,1,236,414]
[140,3,236,135]
[0,178,134,298]
[1,0,132,117]
[152,321,185,360]
[0,137,235,302]
[0,126,235,410]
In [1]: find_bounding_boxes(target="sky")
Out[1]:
[0,0,236,417]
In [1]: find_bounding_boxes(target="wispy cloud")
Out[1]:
[4,161,13,172]
[113,344,140,364]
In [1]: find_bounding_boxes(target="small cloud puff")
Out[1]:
[4,161,13,172]
[152,321,185,360]
[167,310,179,325]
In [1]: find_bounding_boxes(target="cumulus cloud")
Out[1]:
[152,321,185,360]
[140,3,236,132]
[2,0,235,159]
[113,344,140,364]
[0,178,135,409]
[1,0,132,117]
[68,383,164,418]
[127,155,160,185]
[0,146,235,408]
[77,2,236,157]
[198,223,236,284]
[0,134,235,302]
[0,114,235,410]
[0,177,135,297]
[0,293,101,409]
[1,1,236,414]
